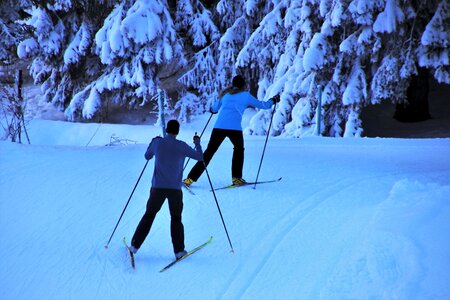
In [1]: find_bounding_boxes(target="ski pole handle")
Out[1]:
[184,113,214,171]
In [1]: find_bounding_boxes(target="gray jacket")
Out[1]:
[145,134,203,190]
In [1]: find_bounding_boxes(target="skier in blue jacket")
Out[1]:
[183,75,280,187]
[130,120,203,259]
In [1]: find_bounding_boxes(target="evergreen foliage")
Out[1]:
[9,0,450,136]
[0,0,30,64]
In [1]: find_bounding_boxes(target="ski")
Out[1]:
[160,236,213,273]
[213,177,282,191]
[123,237,135,269]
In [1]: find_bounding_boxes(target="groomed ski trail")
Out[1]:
[217,175,390,298]
[1,128,449,300]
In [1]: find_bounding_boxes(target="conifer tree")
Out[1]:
[239,0,448,137]
[65,0,188,120]
[10,0,449,135]
[175,0,220,121]
[417,0,450,84]
[17,1,113,119]
[0,0,31,64]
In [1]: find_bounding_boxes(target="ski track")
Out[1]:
[0,145,144,299]
[218,172,417,299]
[217,175,357,298]
[321,225,422,299]
[1,134,449,299]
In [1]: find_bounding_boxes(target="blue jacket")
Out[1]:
[145,135,203,190]
[211,91,274,131]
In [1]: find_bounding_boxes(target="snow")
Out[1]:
[339,33,356,54]
[95,4,125,64]
[373,0,405,34]
[16,38,38,59]
[122,2,163,45]
[330,0,344,27]
[82,88,101,119]
[342,62,367,106]
[303,33,328,72]
[1,113,449,299]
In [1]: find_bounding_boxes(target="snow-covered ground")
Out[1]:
[1,113,450,299]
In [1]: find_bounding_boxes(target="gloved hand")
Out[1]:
[193,133,201,145]
[209,108,218,114]
[271,94,281,103]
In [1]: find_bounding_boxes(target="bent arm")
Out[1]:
[184,143,203,161]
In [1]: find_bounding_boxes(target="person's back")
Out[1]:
[146,135,203,190]
[212,91,273,131]
[130,120,203,260]
[184,74,279,187]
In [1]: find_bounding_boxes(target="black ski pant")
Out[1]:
[187,128,244,181]
[132,188,184,253]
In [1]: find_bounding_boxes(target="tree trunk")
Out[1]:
[394,67,431,122]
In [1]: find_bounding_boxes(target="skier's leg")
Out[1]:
[229,130,245,179]
[187,129,226,181]
[131,188,166,249]
[167,189,184,253]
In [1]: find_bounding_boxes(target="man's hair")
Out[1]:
[166,120,180,135]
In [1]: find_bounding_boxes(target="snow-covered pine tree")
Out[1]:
[280,0,325,137]
[0,0,31,64]
[324,0,373,137]
[241,0,448,137]
[174,0,220,121]
[17,1,112,117]
[237,0,287,136]
[205,0,281,137]
[65,0,187,120]
[283,0,396,137]
[417,0,450,84]
[13,0,449,132]
[244,0,326,137]
[215,0,274,94]
[176,44,218,122]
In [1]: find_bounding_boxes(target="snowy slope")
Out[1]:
[1,115,450,300]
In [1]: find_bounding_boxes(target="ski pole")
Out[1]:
[202,159,234,253]
[253,102,277,189]
[183,113,214,170]
[104,160,149,249]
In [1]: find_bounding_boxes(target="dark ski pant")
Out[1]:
[187,128,244,181]
[132,188,184,253]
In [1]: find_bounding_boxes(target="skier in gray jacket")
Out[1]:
[130,120,203,259]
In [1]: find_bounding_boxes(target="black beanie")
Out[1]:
[166,120,180,135]
[232,75,246,89]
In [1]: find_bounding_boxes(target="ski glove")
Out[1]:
[193,133,201,145]
[271,94,281,103]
